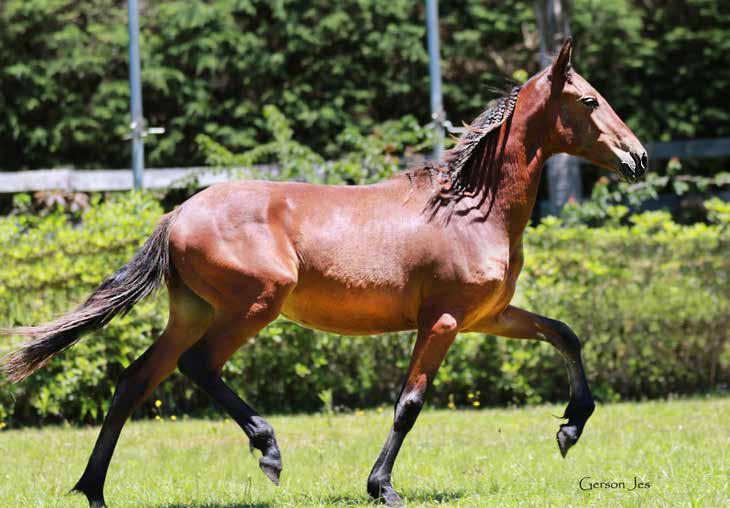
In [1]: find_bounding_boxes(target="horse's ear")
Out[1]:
[550,38,573,84]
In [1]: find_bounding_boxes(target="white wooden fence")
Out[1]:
[0,167,262,193]
[0,138,728,193]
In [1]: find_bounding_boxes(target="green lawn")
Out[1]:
[0,397,727,507]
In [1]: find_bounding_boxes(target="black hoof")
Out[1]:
[556,423,580,457]
[556,398,595,457]
[248,419,283,487]
[368,478,403,507]
[259,455,282,486]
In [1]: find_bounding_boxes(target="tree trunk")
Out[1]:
[535,0,583,214]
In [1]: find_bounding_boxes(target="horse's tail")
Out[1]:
[1,209,180,383]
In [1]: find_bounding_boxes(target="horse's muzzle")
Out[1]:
[619,150,648,182]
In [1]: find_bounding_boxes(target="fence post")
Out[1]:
[127,0,145,190]
[426,0,445,159]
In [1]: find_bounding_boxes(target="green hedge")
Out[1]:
[0,194,728,425]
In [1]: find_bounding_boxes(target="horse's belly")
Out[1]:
[280,278,418,335]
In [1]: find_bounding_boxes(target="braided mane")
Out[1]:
[408,86,521,216]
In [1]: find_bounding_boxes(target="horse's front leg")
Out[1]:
[484,305,596,457]
[367,309,460,506]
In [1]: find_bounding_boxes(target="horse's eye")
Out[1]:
[580,96,599,110]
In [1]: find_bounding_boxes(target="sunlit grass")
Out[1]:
[0,397,727,507]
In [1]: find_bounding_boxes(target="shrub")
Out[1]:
[517,209,729,403]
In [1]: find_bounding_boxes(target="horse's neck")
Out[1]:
[497,139,548,244]
[469,114,550,247]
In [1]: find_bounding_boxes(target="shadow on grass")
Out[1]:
[159,489,468,507]
[403,489,469,504]
[315,488,468,505]
[161,504,271,508]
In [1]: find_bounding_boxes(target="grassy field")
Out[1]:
[0,397,727,507]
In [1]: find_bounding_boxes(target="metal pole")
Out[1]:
[426,0,444,159]
[128,0,144,190]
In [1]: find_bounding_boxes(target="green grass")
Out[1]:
[0,397,728,507]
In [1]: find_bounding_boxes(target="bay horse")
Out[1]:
[1,39,647,507]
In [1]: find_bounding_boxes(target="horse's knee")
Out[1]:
[394,395,423,433]
[393,382,426,433]
[432,313,458,335]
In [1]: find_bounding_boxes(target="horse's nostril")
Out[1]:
[630,151,648,177]
[640,152,648,171]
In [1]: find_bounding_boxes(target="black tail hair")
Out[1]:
[0,209,179,383]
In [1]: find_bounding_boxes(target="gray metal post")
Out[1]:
[128,0,144,190]
[426,0,445,159]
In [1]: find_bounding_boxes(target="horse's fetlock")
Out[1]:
[71,475,105,507]
[564,396,595,422]
[367,473,391,496]
[249,430,274,450]
[249,416,276,451]
[577,397,596,418]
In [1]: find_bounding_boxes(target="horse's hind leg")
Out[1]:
[177,280,293,485]
[177,315,283,485]
[488,305,596,457]
[72,279,213,508]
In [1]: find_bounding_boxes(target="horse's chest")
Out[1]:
[432,241,523,322]
[437,236,513,287]
[461,258,510,287]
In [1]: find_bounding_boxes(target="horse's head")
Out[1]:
[531,38,647,182]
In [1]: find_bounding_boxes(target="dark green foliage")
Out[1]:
[2,0,729,170]
[0,0,130,169]
[571,0,730,147]
[1,193,727,425]
[196,104,435,185]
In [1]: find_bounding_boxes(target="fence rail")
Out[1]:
[0,167,262,193]
[1,138,728,193]
[647,137,730,160]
